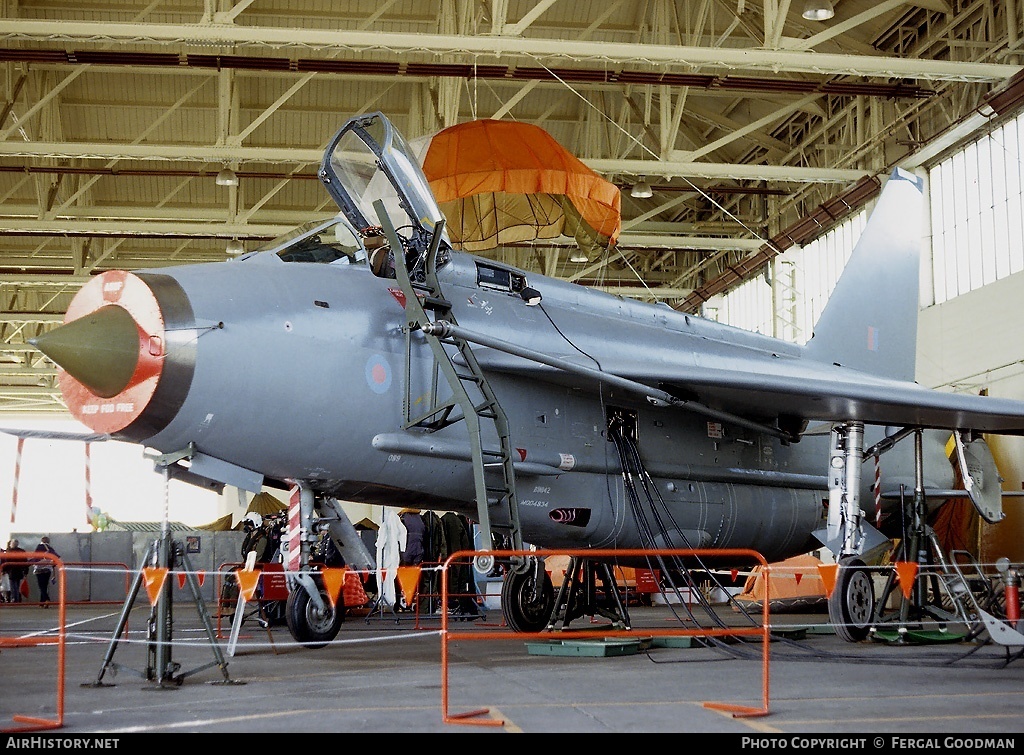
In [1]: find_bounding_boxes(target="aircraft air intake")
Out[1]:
[33,269,196,439]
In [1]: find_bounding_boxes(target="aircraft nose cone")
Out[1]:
[33,269,177,436]
[30,305,141,399]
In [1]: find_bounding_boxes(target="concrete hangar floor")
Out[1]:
[1,600,1023,737]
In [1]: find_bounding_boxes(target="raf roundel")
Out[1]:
[365,354,392,394]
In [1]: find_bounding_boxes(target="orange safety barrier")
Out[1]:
[0,550,66,732]
[374,564,426,625]
[439,547,772,727]
[364,562,486,629]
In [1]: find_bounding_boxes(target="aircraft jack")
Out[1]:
[869,432,974,644]
[546,557,631,631]
[869,518,973,644]
[84,530,242,689]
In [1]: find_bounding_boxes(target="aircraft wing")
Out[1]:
[468,346,1024,436]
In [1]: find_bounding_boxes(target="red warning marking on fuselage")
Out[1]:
[388,287,406,308]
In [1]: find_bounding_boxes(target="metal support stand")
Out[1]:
[870,430,971,642]
[84,460,242,689]
[871,512,966,637]
[363,587,404,623]
[546,557,631,631]
[84,533,241,688]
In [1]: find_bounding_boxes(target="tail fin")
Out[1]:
[803,167,924,381]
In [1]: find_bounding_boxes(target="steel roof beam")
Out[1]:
[0,19,1017,82]
[0,219,292,237]
[0,140,868,183]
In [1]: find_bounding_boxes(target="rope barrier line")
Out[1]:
[51,629,444,649]
[44,564,447,577]
[3,560,1018,656]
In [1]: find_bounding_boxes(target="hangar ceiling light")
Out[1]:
[215,168,239,187]
[802,1,835,21]
[630,178,653,199]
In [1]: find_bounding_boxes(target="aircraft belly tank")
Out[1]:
[478,365,827,561]
[482,456,823,562]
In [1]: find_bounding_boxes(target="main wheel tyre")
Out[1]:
[501,561,554,633]
[285,582,343,648]
[828,558,875,642]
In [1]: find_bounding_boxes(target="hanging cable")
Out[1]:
[605,413,764,647]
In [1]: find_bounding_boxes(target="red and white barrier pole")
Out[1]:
[874,453,882,528]
[84,441,94,527]
[10,436,24,524]
[286,484,302,576]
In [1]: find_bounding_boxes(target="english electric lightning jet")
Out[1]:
[28,112,1024,645]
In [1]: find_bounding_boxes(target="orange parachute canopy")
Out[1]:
[419,119,621,256]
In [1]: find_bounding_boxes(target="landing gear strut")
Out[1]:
[822,421,886,641]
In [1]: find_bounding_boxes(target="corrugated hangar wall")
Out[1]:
[8,530,245,604]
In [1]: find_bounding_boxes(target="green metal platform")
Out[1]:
[524,634,713,656]
[525,637,649,657]
[871,627,968,644]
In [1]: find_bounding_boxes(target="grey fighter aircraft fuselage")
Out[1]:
[30,112,1024,644]
[75,253,846,558]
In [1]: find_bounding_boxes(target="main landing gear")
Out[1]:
[829,558,875,642]
[825,426,1005,643]
[499,555,632,633]
[501,557,554,633]
[821,421,880,642]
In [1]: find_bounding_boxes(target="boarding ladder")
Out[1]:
[375,203,524,560]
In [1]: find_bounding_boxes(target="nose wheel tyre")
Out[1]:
[828,558,875,642]
[285,581,343,648]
